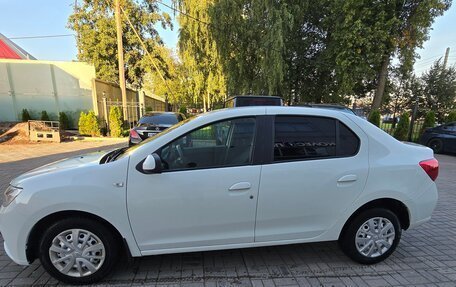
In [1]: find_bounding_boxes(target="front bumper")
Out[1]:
[0,204,31,266]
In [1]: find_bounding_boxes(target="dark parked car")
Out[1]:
[129,112,185,146]
[420,122,456,153]
[225,95,283,107]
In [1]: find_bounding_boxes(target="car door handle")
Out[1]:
[229,182,251,191]
[337,174,358,183]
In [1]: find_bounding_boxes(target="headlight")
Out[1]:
[2,186,23,207]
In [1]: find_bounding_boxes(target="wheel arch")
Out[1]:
[26,210,130,263]
[338,198,410,240]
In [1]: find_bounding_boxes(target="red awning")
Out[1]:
[0,39,21,59]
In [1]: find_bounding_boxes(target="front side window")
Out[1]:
[159,118,256,171]
[274,116,359,162]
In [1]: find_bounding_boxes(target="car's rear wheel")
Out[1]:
[38,218,119,285]
[339,208,401,264]
[428,138,443,154]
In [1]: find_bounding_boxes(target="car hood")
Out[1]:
[10,150,109,187]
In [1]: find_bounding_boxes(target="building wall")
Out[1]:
[0,59,95,127]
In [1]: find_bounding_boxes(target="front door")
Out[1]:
[127,117,260,252]
[255,115,369,242]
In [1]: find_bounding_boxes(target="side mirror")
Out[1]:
[139,153,162,174]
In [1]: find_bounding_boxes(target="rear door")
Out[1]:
[255,115,369,242]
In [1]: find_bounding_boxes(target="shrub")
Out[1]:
[40,111,50,121]
[78,111,100,136]
[109,106,124,137]
[393,112,410,141]
[59,112,70,130]
[179,106,188,117]
[421,111,435,135]
[446,111,456,123]
[368,109,381,127]
[21,109,31,122]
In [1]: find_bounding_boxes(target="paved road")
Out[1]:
[0,149,455,286]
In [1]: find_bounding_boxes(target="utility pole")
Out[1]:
[115,0,128,122]
[443,47,450,68]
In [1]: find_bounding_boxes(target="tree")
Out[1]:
[109,106,124,137]
[447,110,456,123]
[78,111,101,136]
[59,112,71,130]
[68,0,172,89]
[177,0,227,111]
[21,109,31,122]
[421,59,456,121]
[394,112,410,140]
[369,0,451,111]
[210,0,450,108]
[143,47,193,109]
[40,111,50,121]
[368,109,381,127]
[421,111,436,134]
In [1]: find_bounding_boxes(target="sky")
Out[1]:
[0,0,454,74]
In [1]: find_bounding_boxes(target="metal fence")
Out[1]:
[98,99,145,132]
[379,119,425,142]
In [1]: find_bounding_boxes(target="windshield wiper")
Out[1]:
[102,147,128,163]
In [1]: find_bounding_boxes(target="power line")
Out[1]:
[120,6,175,98]
[8,34,75,40]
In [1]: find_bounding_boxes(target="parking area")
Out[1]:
[0,147,455,286]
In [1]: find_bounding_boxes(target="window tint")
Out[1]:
[338,122,360,156]
[273,116,359,162]
[159,118,256,171]
[274,116,336,161]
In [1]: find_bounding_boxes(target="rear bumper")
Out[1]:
[408,181,438,229]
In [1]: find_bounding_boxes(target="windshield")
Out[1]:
[116,117,193,160]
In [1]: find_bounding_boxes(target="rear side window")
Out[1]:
[274,116,359,162]
[338,122,360,156]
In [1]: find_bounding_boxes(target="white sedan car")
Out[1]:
[0,107,438,284]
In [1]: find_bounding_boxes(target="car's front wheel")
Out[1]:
[339,208,401,264]
[38,217,119,285]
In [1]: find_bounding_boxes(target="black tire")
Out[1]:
[38,217,119,285]
[428,138,443,154]
[339,208,401,264]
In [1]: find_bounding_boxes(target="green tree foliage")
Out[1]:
[177,0,226,111]
[68,0,172,88]
[420,59,456,121]
[394,112,410,141]
[21,109,31,122]
[40,111,50,121]
[209,0,450,106]
[447,110,456,123]
[78,111,101,137]
[143,48,193,108]
[368,110,381,127]
[59,112,70,130]
[421,111,436,134]
[335,0,451,110]
[109,106,124,137]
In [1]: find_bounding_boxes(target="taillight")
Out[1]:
[419,158,439,181]
[129,129,141,139]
